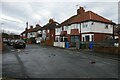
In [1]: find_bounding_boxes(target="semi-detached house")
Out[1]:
[21,24,41,44]
[54,7,116,48]
[41,19,59,46]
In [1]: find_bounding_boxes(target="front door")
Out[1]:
[70,36,79,47]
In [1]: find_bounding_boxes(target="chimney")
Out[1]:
[25,22,28,31]
[77,7,85,15]
[30,25,33,29]
[49,19,54,23]
[25,28,28,31]
[26,22,28,29]
[36,24,41,28]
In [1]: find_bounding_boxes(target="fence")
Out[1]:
[93,39,119,54]
[54,42,65,48]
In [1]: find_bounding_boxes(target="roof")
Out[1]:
[21,24,41,34]
[21,31,26,34]
[60,11,115,26]
[42,21,60,30]
[28,26,41,32]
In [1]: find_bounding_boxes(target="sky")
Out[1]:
[0,0,119,34]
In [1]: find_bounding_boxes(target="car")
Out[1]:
[3,38,8,44]
[7,40,15,46]
[13,39,26,49]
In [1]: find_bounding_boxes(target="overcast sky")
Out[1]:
[0,0,119,34]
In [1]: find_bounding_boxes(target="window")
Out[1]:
[62,27,64,30]
[82,37,85,42]
[70,36,79,42]
[105,24,108,29]
[64,37,68,42]
[65,26,68,30]
[55,37,58,42]
[57,29,59,32]
[38,34,42,37]
[91,35,94,41]
[83,23,88,28]
[85,35,90,42]
[61,37,63,42]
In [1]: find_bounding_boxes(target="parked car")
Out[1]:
[7,40,15,46]
[13,39,26,49]
[3,38,8,44]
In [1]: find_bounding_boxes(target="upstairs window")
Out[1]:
[83,23,88,28]
[105,24,108,29]
[64,26,68,30]
[62,27,64,31]
[57,28,59,32]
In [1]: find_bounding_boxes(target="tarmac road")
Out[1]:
[2,44,119,78]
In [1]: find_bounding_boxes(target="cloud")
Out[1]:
[1,1,118,34]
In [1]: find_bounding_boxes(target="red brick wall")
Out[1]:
[45,29,55,46]
[94,33,113,42]
[94,33,106,42]
[67,34,70,42]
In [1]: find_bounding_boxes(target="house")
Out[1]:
[114,24,120,39]
[35,24,43,44]
[20,24,41,44]
[0,34,2,51]
[41,19,59,46]
[20,28,28,41]
[54,7,116,48]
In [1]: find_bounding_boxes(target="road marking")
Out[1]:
[17,49,21,52]
[69,53,73,54]
[11,49,15,52]
[102,61,111,64]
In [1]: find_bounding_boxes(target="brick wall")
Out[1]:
[94,33,105,42]
[94,46,119,54]
[44,29,55,46]
[94,33,113,42]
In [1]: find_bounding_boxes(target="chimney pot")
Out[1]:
[30,25,33,29]
[77,7,85,15]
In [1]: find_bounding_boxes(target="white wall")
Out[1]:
[63,24,81,34]
[55,21,113,36]
[81,21,113,34]
[27,32,37,38]
[55,28,61,35]
[54,42,65,48]
[42,30,46,40]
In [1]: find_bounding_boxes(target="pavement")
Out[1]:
[2,44,119,78]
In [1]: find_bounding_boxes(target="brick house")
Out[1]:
[21,24,41,44]
[41,19,59,46]
[0,34,2,51]
[54,7,116,47]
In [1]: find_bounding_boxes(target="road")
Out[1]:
[2,44,119,78]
